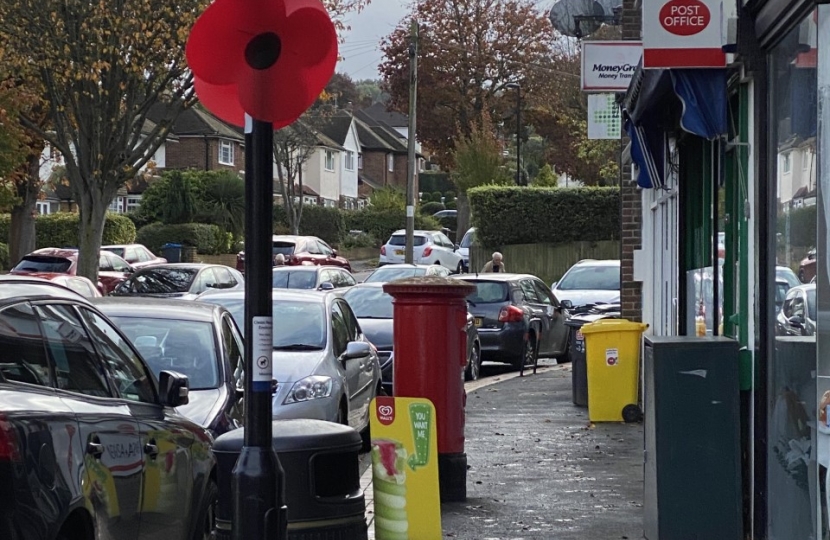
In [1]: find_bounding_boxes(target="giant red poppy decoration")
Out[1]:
[186,0,337,128]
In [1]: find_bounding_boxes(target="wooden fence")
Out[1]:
[470,240,620,285]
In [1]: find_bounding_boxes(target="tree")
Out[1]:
[163,172,197,225]
[0,0,208,281]
[198,172,245,239]
[451,115,511,240]
[323,73,360,110]
[534,164,557,187]
[273,118,322,235]
[370,186,406,211]
[379,0,552,167]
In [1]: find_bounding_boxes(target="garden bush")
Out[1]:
[0,212,136,249]
[343,208,441,245]
[419,201,445,216]
[136,222,226,255]
[340,231,377,250]
[777,204,816,248]
[418,171,454,194]
[468,186,620,246]
[0,243,9,271]
[273,204,345,245]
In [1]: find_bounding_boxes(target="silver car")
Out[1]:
[551,259,621,310]
[197,289,382,444]
[362,263,450,283]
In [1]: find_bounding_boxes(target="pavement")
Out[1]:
[361,361,644,539]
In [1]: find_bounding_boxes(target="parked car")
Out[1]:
[776,283,816,336]
[432,209,457,219]
[457,227,475,273]
[799,248,816,283]
[45,274,103,298]
[379,229,464,273]
[457,273,571,369]
[111,263,244,300]
[777,265,801,290]
[93,297,244,437]
[362,263,450,283]
[0,276,217,540]
[197,289,382,445]
[343,283,481,392]
[236,235,351,273]
[775,278,790,313]
[10,247,134,294]
[271,265,356,291]
[101,243,167,269]
[551,259,621,311]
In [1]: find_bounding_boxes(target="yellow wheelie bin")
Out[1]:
[580,319,648,422]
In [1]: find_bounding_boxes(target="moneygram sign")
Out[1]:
[581,41,643,92]
[643,0,725,68]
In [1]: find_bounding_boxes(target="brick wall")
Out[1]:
[165,137,245,172]
[620,0,643,322]
[362,151,389,187]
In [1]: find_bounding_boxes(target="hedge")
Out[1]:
[777,204,816,248]
[468,186,620,246]
[420,201,445,216]
[273,205,345,245]
[343,208,441,245]
[419,172,454,194]
[0,212,136,249]
[136,222,228,255]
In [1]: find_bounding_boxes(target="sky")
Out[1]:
[337,1,410,81]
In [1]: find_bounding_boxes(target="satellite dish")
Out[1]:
[549,0,622,38]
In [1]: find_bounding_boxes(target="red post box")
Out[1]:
[383,276,475,502]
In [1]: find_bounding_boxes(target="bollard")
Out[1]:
[383,276,475,502]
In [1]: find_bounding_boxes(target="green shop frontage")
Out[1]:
[623,0,829,536]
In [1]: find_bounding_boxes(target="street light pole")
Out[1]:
[405,18,418,264]
[506,83,523,186]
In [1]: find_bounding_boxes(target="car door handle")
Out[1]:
[86,441,104,458]
[144,442,159,458]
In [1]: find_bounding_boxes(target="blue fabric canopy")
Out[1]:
[622,64,727,189]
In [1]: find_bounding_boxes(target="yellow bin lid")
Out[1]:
[579,319,649,334]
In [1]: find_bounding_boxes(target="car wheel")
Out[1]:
[555,338,571,364]
[456,261,464,274]
[465,342,482,381]
[513,333,537,373]
[335,400,348,426]
[192,480,218,540]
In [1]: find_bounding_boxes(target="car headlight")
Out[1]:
[283,376,333,404]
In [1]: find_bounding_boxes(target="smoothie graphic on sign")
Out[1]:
[408,402,432,470]
[371,439,409,540]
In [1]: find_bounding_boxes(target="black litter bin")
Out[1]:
[566,309,620,407]
[161,243,182,263]
[213,419,367,540]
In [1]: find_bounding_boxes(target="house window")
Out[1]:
[325,150,335,171]
[303,195,317,205]
[126,196,141,212]
[345,150,355,171]
[803,151,811,170]
[387,154,394,172]
[419,158,425,172]
[219,141,234,165]
[782,152,791,173]
[108,197,123,213]
[36,202,51,215]
[358,153,363,170]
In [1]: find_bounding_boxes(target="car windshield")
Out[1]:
[115,267,198,294]
[557,265,620,291]
[272,269,317,289]
[104,247,125,258]
[464,281,509,303]
[808,288,817,318]
[13,256,72,273]
[343,287,394,318]
[388,235,427,247]
[273,241,297,256]
[775,282,790,305]
[110,317,219,389]
[460,229,475,248]
[200,296,326,349]
[776,267,800,289]
[363,267,426,283]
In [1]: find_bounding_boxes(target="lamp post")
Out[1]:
[505,82,523,186]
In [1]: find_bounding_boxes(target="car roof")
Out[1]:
[390,230,438,236]
[572,259,621,267]
[373,263,435,269]
[0,275,90,304]
[136,263,213,271]
[789,283,815,293]
[26,247,79,259]
[92,297,222,322]
[199,288,332,304]
[272,265,343,273]
[347,282,387,290]
[454,273,538,282]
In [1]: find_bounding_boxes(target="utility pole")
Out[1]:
[405,18,418,263]
[515,86,523,186]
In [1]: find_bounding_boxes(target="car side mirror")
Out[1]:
[551,281,558,289]
[318,282,335,291]
[332,249,338,257]
[159,370,189,407]
[342,341,371,361]
[454,244,461,251]
[561,300,574,310]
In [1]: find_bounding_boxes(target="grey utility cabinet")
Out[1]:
[643,336,741,540]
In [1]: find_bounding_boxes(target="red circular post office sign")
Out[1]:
[659,0,711,36]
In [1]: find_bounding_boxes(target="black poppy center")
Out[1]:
[245,32,282,70]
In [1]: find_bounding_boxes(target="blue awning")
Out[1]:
[622,63,727,189]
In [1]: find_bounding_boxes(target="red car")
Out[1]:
[10,247,134,294]
[101,243,167,269]
[236,235,351,273]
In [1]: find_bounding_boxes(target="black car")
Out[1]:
[93,297,245,437]
[111,263,244,300]
[342,283,482,395]
[0,276,217,540]
[271,265,356,291]
[456,273,571,370]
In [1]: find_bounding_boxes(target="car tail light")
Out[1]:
[422,246,433,257]
[498,305,524,323]
[380,246,386,256]
[0,416,20,461]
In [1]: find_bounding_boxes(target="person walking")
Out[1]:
[481,252,506,273]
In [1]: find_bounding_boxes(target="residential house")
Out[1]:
[316,111,363,209]
[354,108,421,197]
